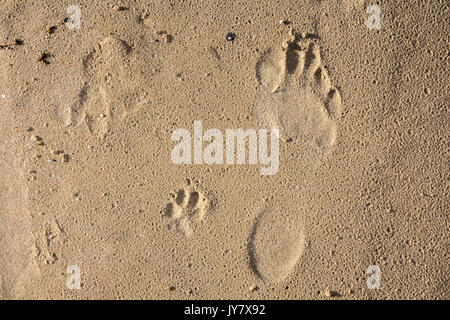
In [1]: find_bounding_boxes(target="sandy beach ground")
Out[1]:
[0,0,448,299]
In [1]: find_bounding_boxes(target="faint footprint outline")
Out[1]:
[67,36,149,140]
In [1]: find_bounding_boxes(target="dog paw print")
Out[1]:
[163,185,210,237]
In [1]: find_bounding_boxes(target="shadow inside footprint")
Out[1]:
[247,218,263,280]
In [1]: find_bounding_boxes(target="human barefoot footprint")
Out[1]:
[163,183,210,237]
[255,32,342,161]
[250,33,343,282]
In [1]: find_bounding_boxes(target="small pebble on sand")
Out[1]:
[112,5,128,11]
[249,284,258,292]
[226,32,236,42]
[324,288,339,297]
